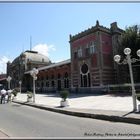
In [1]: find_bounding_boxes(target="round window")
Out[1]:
[81,64,88,74]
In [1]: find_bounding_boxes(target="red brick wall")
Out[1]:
[101,33,112,53]
[71,34,96,48]
[101,33,113,67]
[91,54,97,67]
[37,64,71,88]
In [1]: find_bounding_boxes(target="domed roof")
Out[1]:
[23,50,51,63]
[12,50,51,64]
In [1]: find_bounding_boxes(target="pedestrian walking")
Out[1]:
[0,88,7,104]
[7,89,12,103]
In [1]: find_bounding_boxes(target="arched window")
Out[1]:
[81,63,88,74]
[46,75,48,80]
[51,74,55,88]
[41,76,44,81]
[78,48,82,57]
[64,72,69,88]
[46,81,49,87]
[51,81,55,87]
[57,73,61,90]
[80,63,91,87]
[83,75,87,87]
[37,82,39,87]
[51,74,54,79]
[58,73,61,79]
[41,82,44,88]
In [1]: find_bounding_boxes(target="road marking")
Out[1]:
[0,130,9,137]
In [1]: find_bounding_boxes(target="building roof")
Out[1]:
[23,50,51,63]
[0,78,7,82]
[12,50,51,65]
[0,74,6,79]
[0,74,7,82]
[25,59,71,74]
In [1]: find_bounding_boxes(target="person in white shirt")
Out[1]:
[0,88,7,104]
[7,89,12,103]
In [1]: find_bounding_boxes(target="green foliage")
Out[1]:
[15,87,20,92]
[12,88,19,97]
[27,91,33,99]
[118,25,140,58]
[118,25,140,83]
[109,85,131,93]
[136,93,140,101]
[60,90,69,101]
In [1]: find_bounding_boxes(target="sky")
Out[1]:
[0,2,140,74]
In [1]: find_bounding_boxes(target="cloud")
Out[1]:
[32,43,56,57]
[0,56,10,74]
[54,58,67,63]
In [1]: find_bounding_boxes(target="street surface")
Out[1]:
[0,103,140,139]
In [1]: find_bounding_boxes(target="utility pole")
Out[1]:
[30,36,32,51]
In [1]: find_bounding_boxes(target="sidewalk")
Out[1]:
[13,92,140,124]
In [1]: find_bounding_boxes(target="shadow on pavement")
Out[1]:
[12,101,29,107]
[122,111,134,117]
[40,92,107,99]
[12,104,22,107]
[107,92,131,97]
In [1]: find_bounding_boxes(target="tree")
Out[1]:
[118,25,140,83]
[118,25,140,57]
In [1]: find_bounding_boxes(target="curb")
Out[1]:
[13,100,140,125]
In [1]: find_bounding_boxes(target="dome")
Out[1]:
[23,50,51,64]
[12,50,51,65]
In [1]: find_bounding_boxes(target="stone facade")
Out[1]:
[25,59,71,92]
[69,21,123,92]
[7,50,51,91]
[0,74,7,89]
[6,21,128,93]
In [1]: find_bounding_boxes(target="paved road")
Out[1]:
[0,103,140,139]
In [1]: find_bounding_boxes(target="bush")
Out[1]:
[136,93,140,101]
[60,90,69,101]
[12,89,18,97]
[27,91,33,99]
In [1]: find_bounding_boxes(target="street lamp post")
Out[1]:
[6,76,12,90]
[30,68,39,103]
[114,48,140,112]
[19,81,22,94]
